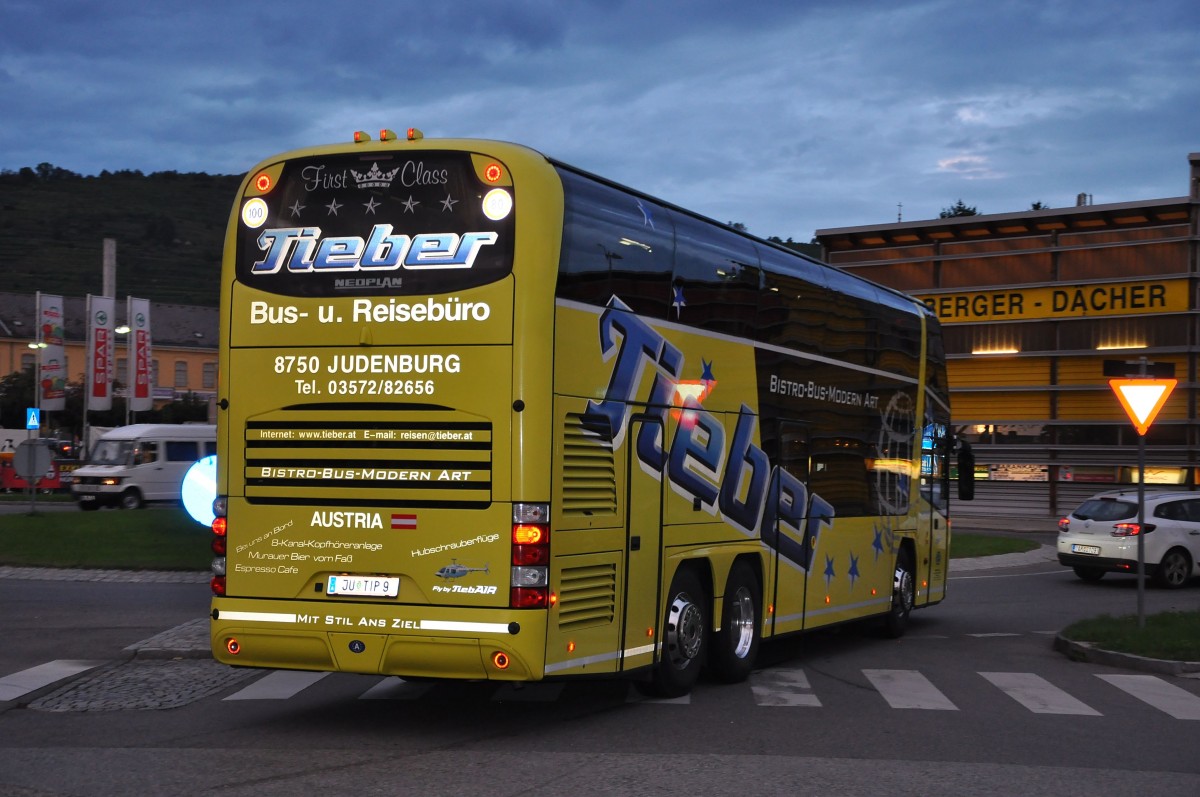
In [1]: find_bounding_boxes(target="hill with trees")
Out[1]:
[1,165,824,309]
[0,165,243,307]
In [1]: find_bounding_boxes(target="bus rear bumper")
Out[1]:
[211,597,546,681]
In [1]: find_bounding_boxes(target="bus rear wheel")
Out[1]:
[882,549,914,639]
[707,560,761,683]
[639,567,707,698]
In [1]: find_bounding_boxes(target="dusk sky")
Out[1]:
[2,0,1197,241]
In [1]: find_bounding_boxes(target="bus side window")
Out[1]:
[670,212,760,338]
[555,168,674,319]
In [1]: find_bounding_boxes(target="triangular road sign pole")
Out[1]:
[1109,378,1177,436]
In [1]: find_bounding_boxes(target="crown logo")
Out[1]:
[351,162,400,189]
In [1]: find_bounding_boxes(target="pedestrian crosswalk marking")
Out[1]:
[980,672,1100,715]
[359,676,430,700]
[6,657,1200,719]
[751,667,821,706]
[1097,674,1200,720]
[864,669,958,710]
[223,670,329,700]
[492,682,565,702]
[0,660,106,702]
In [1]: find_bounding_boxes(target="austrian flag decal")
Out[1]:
[391,514,417,530]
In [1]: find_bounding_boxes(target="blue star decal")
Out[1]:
[848,553,860,588]
[872,528,884,561]
[823,554,836,588]
[672,285,686,318]
[700,359,715,383]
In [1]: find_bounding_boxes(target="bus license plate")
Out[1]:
[1071,544,1101,556]
[327,575,399,597]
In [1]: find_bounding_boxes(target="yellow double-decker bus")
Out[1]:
[209,129,973,696]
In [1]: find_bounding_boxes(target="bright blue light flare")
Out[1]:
[182,455,217,526]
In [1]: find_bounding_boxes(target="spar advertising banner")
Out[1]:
[86,295,115,411]
[37,292,66,411]
[127,297,153,412]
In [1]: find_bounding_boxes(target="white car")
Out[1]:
[1057,490,1200,589]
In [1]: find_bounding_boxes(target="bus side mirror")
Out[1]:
[957,440,975,501]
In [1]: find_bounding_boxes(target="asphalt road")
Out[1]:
[1,551,1198,796]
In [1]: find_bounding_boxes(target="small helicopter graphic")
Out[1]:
[435,560,490,580]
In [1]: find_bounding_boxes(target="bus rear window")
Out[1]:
[235,151,515,298]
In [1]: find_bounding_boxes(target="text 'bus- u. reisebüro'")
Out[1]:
[209,128,975,696]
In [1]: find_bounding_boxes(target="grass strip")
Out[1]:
[1062,611,1200,661]
[0,507,210,570]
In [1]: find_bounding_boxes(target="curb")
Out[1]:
[1053,634,1200,676]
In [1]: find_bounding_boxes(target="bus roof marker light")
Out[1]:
[379,129,398,141]
[482,188,512,221]
[407,128,424,140]
[353,130,370,143]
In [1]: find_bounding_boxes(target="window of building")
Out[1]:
[202,362,217,389]
[175,361,188,388]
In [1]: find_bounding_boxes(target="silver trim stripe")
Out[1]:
[217,611,509,636]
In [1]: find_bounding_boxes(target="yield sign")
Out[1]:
[1109,378,1177,436]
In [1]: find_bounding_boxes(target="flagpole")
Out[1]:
[83,295,92,462]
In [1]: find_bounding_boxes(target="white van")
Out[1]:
[72,424,217,510]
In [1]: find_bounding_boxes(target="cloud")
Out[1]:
[0,0,1197,238]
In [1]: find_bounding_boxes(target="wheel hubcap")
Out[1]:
[1164,554,1187,586]
[728,586,756,659]
[894,566,914,612]
[666,592,704,668]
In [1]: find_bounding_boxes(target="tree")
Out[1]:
[1030,201,1048,210]
[939,199,978,218]
[0,369,35,429]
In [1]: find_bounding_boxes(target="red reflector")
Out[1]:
[212,517,227,536]
[226,637,240,655]
[491,651,510,670]
[211,536,226,556]
[210,575,226,596]
[512,544,550,566]
[510,587,548,609]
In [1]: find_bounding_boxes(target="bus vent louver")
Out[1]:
[241,411,492,508]
[557,562,617,629]
[561,413,617,516]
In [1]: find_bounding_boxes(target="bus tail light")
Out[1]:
[211,497,227,596]
[510,503,549,609]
